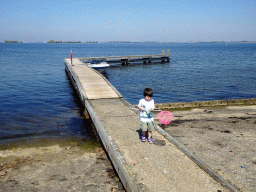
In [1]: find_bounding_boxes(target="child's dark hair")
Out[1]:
[144,88,153,97]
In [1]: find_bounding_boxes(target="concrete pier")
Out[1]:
[64,58,239,192]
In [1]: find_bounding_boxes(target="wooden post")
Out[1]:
[70,50,73,65]
[121,59,125,66]
[84,108,90,119]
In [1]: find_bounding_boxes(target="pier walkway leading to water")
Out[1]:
[64,58,238,192]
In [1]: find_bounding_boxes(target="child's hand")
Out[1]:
[139,107,146,111]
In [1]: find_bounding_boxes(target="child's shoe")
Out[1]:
[148,137,153,144]
[141,136,146,142]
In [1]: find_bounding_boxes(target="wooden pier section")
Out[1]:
[78,50,170,65]
[64,57,239,192]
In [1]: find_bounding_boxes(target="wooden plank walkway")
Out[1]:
[64,58,239,192]
[65,58,120,100]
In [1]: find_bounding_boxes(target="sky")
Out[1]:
[0,0,255,42]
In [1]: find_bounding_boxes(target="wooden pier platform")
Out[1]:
[78,50,170,65]
[64,58,239,192]
[65,58,120,100]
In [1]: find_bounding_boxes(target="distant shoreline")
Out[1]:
[4,40,23,43]
[2,40,256,44]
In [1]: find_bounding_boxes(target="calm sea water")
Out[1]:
[0,43,255,144]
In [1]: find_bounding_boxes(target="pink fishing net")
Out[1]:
[157,111,173,125]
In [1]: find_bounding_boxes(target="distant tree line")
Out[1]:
[47,40,98,43]
[47,40,82,43]
[4,40,23,43]
[84,41,98,43]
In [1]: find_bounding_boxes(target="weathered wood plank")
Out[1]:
[64,58,120,100]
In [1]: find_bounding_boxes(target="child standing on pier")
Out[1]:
[138,88,155,144]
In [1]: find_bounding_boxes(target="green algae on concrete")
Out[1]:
[0,137,101,152]
[154,98,256,110]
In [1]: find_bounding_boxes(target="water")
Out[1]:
[108,43,256,104]
[1,43,255,144]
